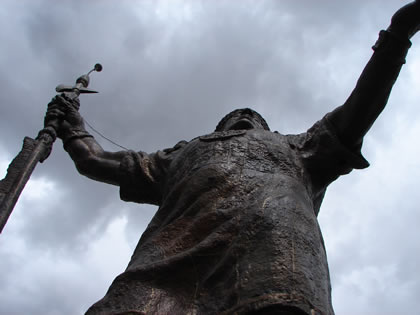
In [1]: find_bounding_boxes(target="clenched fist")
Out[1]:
[45,94,85,139]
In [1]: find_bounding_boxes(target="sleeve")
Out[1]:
[118,141,187,205]
[291,114,369,191]
[288,115,370,215]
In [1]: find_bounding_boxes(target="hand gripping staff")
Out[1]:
[0,64,103,233]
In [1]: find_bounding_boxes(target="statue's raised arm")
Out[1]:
[45,94,126,186]
[328,1,420,148]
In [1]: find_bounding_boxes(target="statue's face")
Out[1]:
[216,108,270,132]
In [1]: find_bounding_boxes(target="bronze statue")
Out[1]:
[45,2,420,314]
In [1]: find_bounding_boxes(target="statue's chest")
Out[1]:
[170,130,302,179]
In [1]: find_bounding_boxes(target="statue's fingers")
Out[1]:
[57,94,80,112]
[47,98,61,109]
[47,103,61,111]
[48,95,70,111]
[46,109,65,120]
[47,107,66,118]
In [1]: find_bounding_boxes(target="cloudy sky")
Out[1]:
[1,0,420,314]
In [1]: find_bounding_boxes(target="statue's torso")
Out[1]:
[88,119,364,315]
[125,130,333,315]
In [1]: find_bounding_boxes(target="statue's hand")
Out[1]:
[389,0,420,39]
[45,94,84,138]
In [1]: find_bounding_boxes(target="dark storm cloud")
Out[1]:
[0,1,419,314]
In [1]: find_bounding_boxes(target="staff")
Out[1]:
[0,63,102,233]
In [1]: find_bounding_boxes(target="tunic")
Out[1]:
[86,114,368,315]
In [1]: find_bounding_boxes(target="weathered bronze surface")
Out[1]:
[44,2,420,315]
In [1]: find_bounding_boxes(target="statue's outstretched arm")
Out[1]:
[45,94,126,186]
[328,1,420,148]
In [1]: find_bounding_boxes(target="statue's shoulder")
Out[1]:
[162,140,189,154]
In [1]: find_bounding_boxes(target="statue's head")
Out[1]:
[215,108,270,132]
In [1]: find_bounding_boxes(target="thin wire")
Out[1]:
[84,118,129,151]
